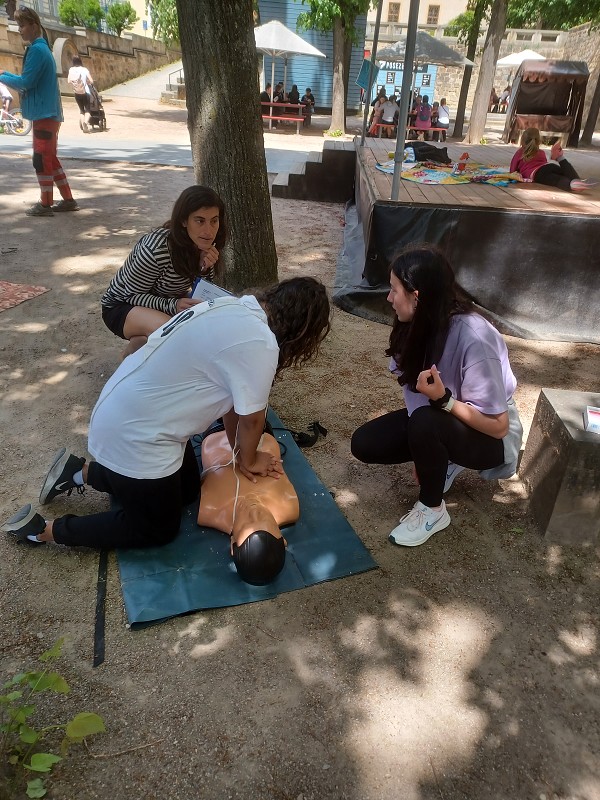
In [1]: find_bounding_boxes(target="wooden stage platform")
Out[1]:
[360,138,600,216]
[334,138,600,343]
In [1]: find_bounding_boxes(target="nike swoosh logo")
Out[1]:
[425,516,445,531]
[54,481,71,491]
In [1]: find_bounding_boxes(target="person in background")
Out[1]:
[273,82,286,103]
[351,244,523,548]
[379,94,398,138]
[498,85,511,112]
[67,56,93,133]
[432,97,450,142]
[414,94,432,139]
[260,82,271,103]
[489,87,499,113]
[101,185,224,356]
[0,7,78,216]
[368,93,386,136]
[301,87,315,126]
[288,84,300,105]
[510,128,595,193]
[0,80,13,119]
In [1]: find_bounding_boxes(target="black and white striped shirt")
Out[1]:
[101,228,214,317]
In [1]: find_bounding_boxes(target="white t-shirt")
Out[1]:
[67,66,92,94]
[88,296,279,479]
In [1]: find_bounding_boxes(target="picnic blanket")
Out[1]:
[376,160,522,187]
[0,280,49,313]
[116,409,378,628]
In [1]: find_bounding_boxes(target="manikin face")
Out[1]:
[387,271,417,323]
[230,495,286,556]
[182,206,220,252]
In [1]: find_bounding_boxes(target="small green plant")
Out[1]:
[1,639,105,799]
[480,137,488,144]
[326,129,344,138]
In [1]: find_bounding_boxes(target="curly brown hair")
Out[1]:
[256,277,331,374]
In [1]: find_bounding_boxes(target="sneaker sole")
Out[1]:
[2,503,37,531]
[389,515,451,547]
[39,447,68,505]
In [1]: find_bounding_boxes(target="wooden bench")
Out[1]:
[261,101,305,134]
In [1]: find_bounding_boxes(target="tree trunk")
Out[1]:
[452,65,473,139]
[343,31,352,117]
[330,16,346,132]
[463,0,507,144]
[452,0,488,139]
[175,0,277,291]
[580,72,600,146]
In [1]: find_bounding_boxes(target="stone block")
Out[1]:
[519,388,600,545]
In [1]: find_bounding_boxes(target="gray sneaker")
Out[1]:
[39,447,86,505]
[2,503,46,545]
[26,202,54,217]
[52,199,79,212]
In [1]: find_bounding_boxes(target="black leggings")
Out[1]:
[52,441,200,550]
[351,406,504,507]
[534,159,579,192]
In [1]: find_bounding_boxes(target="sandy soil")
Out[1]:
[0,97,599,800]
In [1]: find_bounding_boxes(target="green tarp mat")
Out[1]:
[116,411,378,628]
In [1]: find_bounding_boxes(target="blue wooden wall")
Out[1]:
[258,0,367,111]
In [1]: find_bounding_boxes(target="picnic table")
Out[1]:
[261,101,306,134]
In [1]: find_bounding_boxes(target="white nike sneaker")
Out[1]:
[388,500,451,547]
[444,462,466,493]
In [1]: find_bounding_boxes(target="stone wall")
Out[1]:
[562,23,599,122]
[0,16,180,97]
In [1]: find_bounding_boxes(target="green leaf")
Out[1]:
[25,752,62,772]
[20,723,40,744]
[26,778,47,798]
[10,704,36,724]
[1,690,24,702]
[509,527,524,534]
[33,673,70,694]
[65,712,106,741]
[3,672,28,688]
[39,639,64,663]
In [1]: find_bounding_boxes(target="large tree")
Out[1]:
[463,0,507,144]
[446,1,491,139]
[297,0,371,133]
[175,0,277,290]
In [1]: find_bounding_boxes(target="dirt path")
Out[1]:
[0,99,599,800]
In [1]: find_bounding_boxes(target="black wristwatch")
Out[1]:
[429,387,454,412]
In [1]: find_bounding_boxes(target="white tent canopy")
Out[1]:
[254,20,326,95]
[497,49,546,67]
[377,31,475,67]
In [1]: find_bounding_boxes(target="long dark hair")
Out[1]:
[256,277,331,375]
[164,185,227,281]
[386,244,472,389]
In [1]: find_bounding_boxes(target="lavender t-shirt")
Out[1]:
[391,314,517,416]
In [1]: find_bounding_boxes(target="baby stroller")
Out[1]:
[88,85,106,131]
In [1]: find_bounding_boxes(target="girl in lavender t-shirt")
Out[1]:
[351,244,523,548]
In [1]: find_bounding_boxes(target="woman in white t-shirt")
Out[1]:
[351,244,522,548]
[67,56,93,132]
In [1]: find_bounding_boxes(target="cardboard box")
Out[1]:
[583,406,600,434]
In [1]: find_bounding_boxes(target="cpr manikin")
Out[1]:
[198,429,299,585]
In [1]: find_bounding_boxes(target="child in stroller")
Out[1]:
[88,85,106,130]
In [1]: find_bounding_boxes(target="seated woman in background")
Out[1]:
[101,185,225,356]
[351,244,523,548]
[413,94,432,139]
[288,84,300,104]
[198,427,298,585]
[510,128,595,193]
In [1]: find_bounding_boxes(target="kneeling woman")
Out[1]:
[351,244,522,547]
[101,185,226,355]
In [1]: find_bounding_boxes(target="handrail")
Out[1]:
[168,67,184,86]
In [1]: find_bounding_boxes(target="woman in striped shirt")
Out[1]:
[101,185,226,354]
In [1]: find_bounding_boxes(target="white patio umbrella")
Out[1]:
[497,48,546,67]
[377,31,475,68]
[254,19,326,96]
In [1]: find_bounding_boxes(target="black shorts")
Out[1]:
[74,93,91,114]
[102,302,134,339]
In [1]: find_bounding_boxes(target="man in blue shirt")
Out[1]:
[0,7,78,216]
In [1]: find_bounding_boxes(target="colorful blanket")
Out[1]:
[376,160,522,187]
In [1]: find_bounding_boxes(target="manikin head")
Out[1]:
[230,495,286,585]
